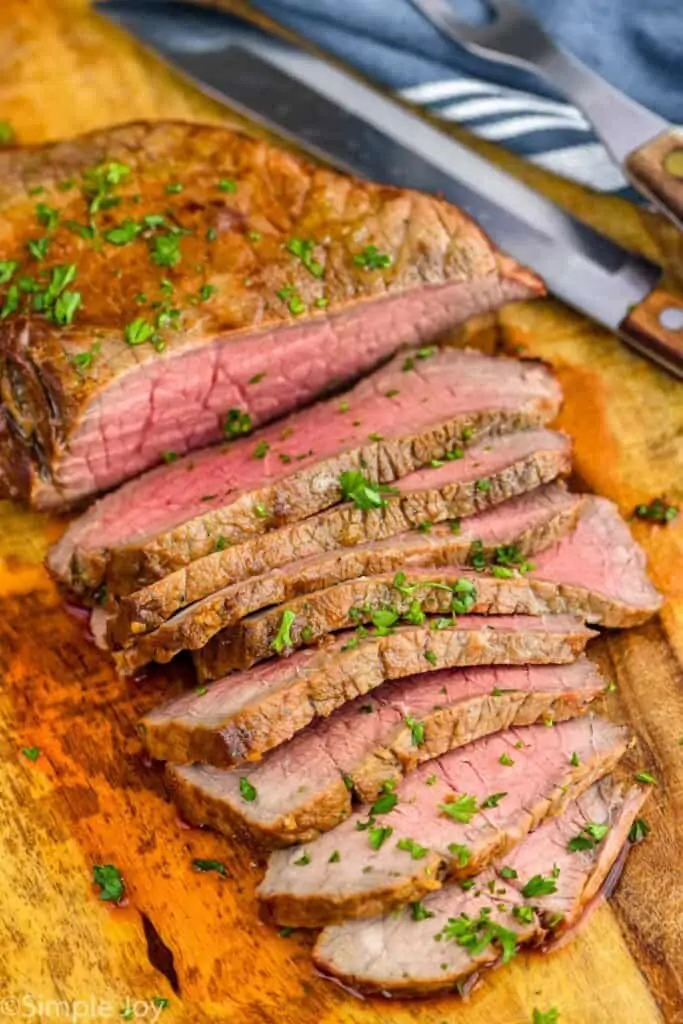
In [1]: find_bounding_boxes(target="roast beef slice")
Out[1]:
[142,613,596,768]
[0,121,543,510]
[258,716,630,926]
[313,780,648,995]
[166,658,605,848]
[116,429,572,673]
[187,495,662,676]
[48,347,560,596]
[112,483,582,644]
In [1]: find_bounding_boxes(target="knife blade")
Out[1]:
[98,0,683,377]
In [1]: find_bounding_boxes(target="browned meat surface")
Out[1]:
[112,429,572,673]
[258,717,630,926]
[166,658,605,848]
[313,780,648,995]
[185,495,661,676]
[48,347,561,598]
[110,483,583,648]
[141,616,595,765]
[0,121,542,509]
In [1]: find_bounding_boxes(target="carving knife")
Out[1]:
[97,0,683,378]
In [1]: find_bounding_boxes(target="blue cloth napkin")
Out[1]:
[252,0,682,196]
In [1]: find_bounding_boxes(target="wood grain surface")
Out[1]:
[0,2,682,1022]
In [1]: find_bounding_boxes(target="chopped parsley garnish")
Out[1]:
[499,865,518,879]
[193,858,227,876]
[93,864,125,902]
[161,451,178,464]
[570,751,580,767]
[513,904,534,924]
[532,1009,559,1024]
[223,408,252,437]
[370,606,400,636]
[152,997,170,1010]
[271,609,296,655]
[0,121,15,144]
[65,220,95,240]
[481,792,507,809]
[247,230,262,242]
[426,774,437,786]
[165,182,184,193]
[276,284,306,315]
[248,372,266,384]
[568,822,609,852]
[634,497,678,524]
[215,536,228,552]
[104,219,141,245]
[54,290,81,325]
[27,237,50,260]
[475,478,491,492]
[354,245,391,271]
[416,520,432,534]
[328,850,341,863]
[206,227,218,241]
[492,565,514,579]
[451,577,477,614]
[424,650,438,666]
[634,770,657,785]
[439,794,478,823]
[396,837,429,861]
[499,753,515,767]
[339,469,398,510]
[0,260,17,284]
[1,284,19,319]
[440,908,517,964]
[83,160,131,214]
[22,746,41,762]
[199,283,217,302]
[36,203,59,230]
[71,342,101,374]
[405,715,425,746]
[294,851,311,866]
[370,781,398,816]
[239,777,257,802]
[368,824,393,850]
[410,900,435,921]
[629,818,651,844]
[253,440,269,459]
[286,237,324,278]
[521,873,557,898]
[314,296,328,308]
[124,317,156,346]
[150,232,182,268]
[447,843,470,867]
[342,774,354,791]
[254,503,269,518]
[218,178,237,193]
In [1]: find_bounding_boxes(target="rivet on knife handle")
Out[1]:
[620,286,683,378]
[626,129,683,230]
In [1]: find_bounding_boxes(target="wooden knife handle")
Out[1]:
[626,128,683,228]
[620,285,683,378]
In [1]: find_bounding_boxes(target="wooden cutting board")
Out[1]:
[1,2,682,1022]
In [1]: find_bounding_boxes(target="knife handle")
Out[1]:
[620,285,683,379]
[626,129,683,230]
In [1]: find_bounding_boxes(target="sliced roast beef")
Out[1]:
[114,430,572,673]
[0,121,543,511]
[142,616,595,764]
[187,495,662,675]
[48,349,561,597]
[111,483,583,647]
[257,716,630,926]
[313,780,648,995]
[166,658,605,848]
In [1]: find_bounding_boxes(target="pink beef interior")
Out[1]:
[62,276,532,499]
[61,349,560,552]
[529,496,662,611]
[260,717,626,901]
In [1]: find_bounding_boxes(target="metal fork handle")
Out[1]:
[412,0,683,228]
